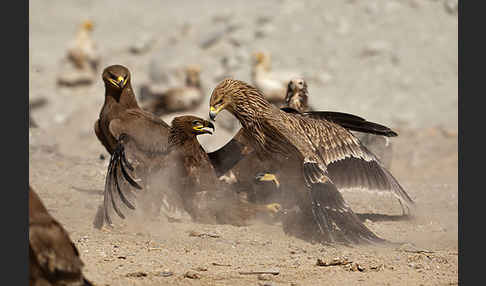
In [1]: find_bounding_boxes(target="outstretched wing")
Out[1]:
[297,115,414,212]
[95,109,171,228]
[208,107,395,177]
[301,111,398,137]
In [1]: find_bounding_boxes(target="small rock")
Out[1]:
[316,257,351,266]
[157,271,174,277]
[126,271,148,278]
[99,154,106,160]
[57,70,94,87]
[369,264,385,271]
[228,28,254,47]
[194,266,208,272]
[255,24,275,39]
[257,274,272,281]
[184,270,201,279]
[361,41,392,57]
[199,27,229,49]
[255,15,272,25]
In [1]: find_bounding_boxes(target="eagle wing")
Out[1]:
[294,114,413,210]
[301,111,398,137]
[95,109,172,228]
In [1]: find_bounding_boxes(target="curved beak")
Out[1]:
[194,121,215,135]
[117,76,127,88]
[209,105,223,121]
[202,121,215,134]
[108,76,127,88]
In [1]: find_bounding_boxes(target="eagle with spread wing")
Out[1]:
[208,79,413,244]
[208,78,410,216]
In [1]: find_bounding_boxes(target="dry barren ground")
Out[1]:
[29,0,458,285]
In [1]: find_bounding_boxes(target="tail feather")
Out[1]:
[308,181,386,244]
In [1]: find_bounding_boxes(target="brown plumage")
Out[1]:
[209,78,404,214]
[142,65,204,115]
[93,65,276,228]
[94,65,140,155]
[283,78,394,168]
[29,186,93,286]
[208,79,413,244]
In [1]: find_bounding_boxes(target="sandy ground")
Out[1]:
[29,0,458,285]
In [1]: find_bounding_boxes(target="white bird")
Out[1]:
[66,20,100,73]
[251,51,301,103]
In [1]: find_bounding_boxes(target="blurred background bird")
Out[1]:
[57,20,100,87]
[251,51,301,103]
[66,20,100,73]
[141,64,204,115]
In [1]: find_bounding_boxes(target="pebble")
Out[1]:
[228,28,254,47]
[362,41,392,57]
[255,24,275,39]
[184,270,201,279]
[157,271,174,277]
[257,274,272,281]
[199,23,239,49]
[57,70,94,87]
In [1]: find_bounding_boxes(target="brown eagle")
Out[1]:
[29,186,93,286]
[93,65,278,228]
[209,78,406,215]
[208,79,413,244]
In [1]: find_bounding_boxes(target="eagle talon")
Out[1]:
[255,172,280,189]
[265,203,282,214]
